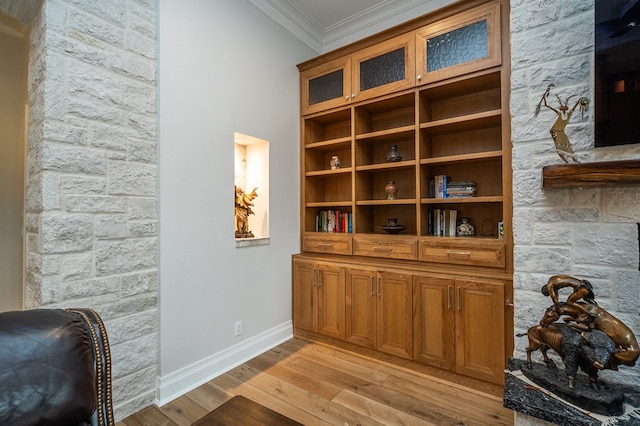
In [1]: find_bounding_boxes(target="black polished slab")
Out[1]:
[504,358,640,426]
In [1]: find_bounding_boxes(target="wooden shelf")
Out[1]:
[542,159,640,189]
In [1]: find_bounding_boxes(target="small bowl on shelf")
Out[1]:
[379,218,406,234]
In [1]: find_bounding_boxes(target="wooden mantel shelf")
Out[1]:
[542,159,640,189]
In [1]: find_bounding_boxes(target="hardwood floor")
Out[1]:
[117,338,514,425]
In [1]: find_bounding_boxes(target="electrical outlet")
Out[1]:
[234,321,243,336]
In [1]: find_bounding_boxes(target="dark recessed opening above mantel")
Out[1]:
[542,159,640,189]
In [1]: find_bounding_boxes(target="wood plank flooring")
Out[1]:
[117,338,514,425]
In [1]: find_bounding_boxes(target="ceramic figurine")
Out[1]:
[385,145,402,162]
[456,218,474,236]
[385,180,398,200]
[330,155,340,170]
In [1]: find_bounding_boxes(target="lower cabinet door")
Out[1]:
[377,271,413,359]
[317,263,346,339]
[413,275,455,370]
[346,268,413,359]
[346,267,377,349]
[293,259,317,332]
[455,277,505,384]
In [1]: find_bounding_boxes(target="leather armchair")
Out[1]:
[0,308,114,426]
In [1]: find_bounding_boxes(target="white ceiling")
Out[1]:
[0,0,459,51]
[248,0,459,53]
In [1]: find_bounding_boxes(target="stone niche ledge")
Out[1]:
[503,358,640,426]
[235,237,269,248]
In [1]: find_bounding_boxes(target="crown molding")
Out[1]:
[249,0,460,53]
[247,0,323,53]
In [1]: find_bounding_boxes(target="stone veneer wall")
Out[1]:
[24,0,158,419]
[510,0,640,422]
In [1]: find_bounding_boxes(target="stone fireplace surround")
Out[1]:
[510,0,640,424]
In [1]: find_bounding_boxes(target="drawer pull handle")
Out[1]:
[373,246,392,252]
[447,250,470,257]
[317,243,334,248]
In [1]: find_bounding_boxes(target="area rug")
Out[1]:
[192,395,302,426]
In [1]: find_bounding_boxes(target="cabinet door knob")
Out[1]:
[417,74,422,80]
[447,286,452,310]
[351,93,356,99]
[345,95,350,100]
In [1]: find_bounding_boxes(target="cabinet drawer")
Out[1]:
[419,239,505,268]
[353,236,418,260]
[303,235,352,255]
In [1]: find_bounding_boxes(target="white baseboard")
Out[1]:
[155,320,293,406]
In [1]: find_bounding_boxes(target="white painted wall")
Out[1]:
[157,0,315,402]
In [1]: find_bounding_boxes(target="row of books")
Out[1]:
[430,175,476,198]
[316,210,352,233]
[430,208,457,236]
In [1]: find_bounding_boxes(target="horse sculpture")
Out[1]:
[519,275,639,389]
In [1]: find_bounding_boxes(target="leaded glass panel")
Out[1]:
[360,48,405,91]
[309,70,343,105]
[426,20,487,73]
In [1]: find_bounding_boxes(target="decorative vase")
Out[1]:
[456,218,475,236]
[385,145,402,162]
[385,180,398,200]
[329,155,340,170]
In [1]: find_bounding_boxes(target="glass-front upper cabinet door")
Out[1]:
[301,56,351,115]
[415,2,501,85]
[352,33,415,103]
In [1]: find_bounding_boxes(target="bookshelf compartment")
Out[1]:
[355,129,415,167]
[420,123,501,159]
[421,157,502,199]
[356,204,417,235]
[355,93,415,135]
[305,207,353,234]
[419,71,501,122]
[421,201,503,238]
[305,143,352,173]
[356,167,416,201]
[304,109,352,144]
[305,174,352,204]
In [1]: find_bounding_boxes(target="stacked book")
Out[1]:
[432,175,450,198]
[316,210,352,233]
[431,208,457,237]
[446,181,476,198]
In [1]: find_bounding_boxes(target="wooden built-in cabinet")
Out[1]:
[413,274,505,383]
[415,1,501,85]
[292,258,346,340]
[294,0,512,387]
[346,267,413,359]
